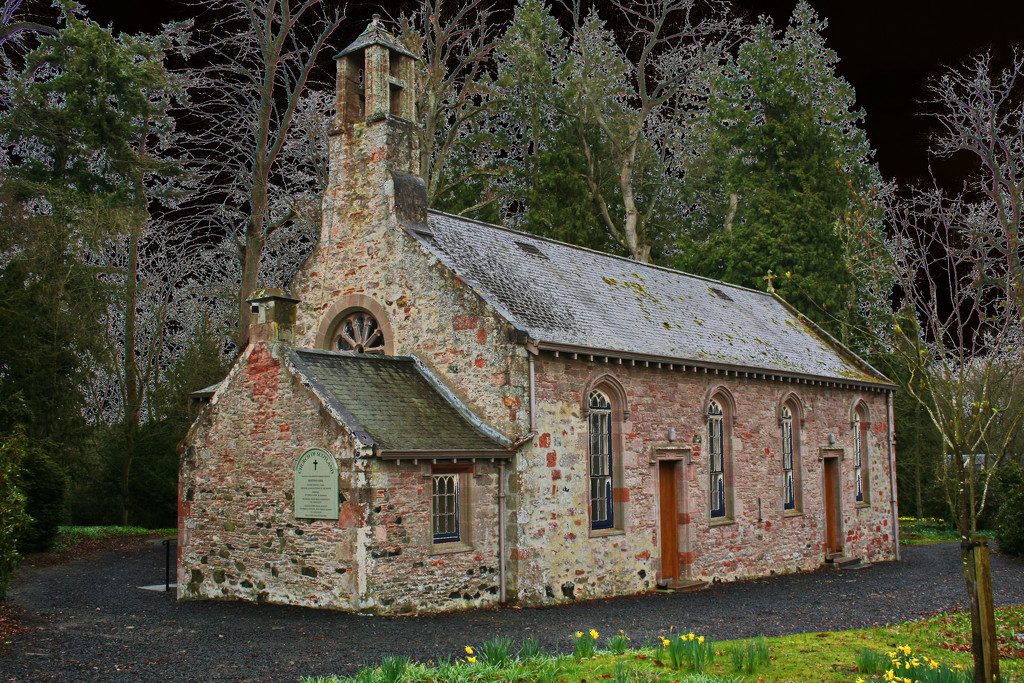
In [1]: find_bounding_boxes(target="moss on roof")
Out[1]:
[291,350,506,451]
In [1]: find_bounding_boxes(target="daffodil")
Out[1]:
[898,645,912,655]
[466,656,477,663]
[697,635,705,644]
[576,631,584,638]
[464,646,474,655]
[589,629,599,639]
[855,678,865,683]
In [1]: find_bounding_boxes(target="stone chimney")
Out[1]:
[323,14,426,246]
[248,288,299,345]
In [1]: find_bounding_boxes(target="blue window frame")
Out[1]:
[782,405,795,511]
[432,473,460,543]
[588,390,613,530]
[708,399,726,519]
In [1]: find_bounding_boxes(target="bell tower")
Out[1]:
[322,15,424,246]
[335,14,416,128]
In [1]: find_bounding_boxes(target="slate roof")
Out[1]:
[335,16,416,60]
[417,211,890,387]
[288,349,510,454]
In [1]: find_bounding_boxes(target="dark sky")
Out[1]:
[83,0,1024,186]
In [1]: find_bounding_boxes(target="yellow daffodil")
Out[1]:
[929,660,940,669]
[687,633,695,640]
[855,678,865,683]
[898,645,912,655]
[575,631,584,638]
[464,646,473,655]
[589,629,599,639]
[697,636,705,644]
[466,656,477,663]
[884,669,896,681]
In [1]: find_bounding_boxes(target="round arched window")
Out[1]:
[333,311,385,354]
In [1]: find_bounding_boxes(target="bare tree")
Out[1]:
[86,217,224,523]
[395,0,504,209]
[177,0,343,347]
[0,0,52,54]
[570,0,738,262]
[882,50,1024,683]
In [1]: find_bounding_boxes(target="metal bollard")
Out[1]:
[161,538,176,592]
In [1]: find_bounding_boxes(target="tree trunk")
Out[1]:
[120,226,142,526]
[959,472,1000,683]
[962,540,1000,683]
[914,399,924,518]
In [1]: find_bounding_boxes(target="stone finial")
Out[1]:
[248,288,300,345]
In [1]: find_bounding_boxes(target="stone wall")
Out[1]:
[511,354,896,605]
[289,120,531,443]
[178,341,506,614]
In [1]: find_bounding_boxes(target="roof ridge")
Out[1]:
[426,209,776,299]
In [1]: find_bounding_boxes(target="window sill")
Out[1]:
[783,509,804,518]
[856,502,871,510]
[430,540,473,556]
[589,528,625,538]
[709,517,735,527]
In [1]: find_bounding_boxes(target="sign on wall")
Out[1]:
[293,447,340,519]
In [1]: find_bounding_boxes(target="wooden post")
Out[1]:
[972,540,1000,682]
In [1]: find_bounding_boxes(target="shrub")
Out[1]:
[0,430,30,598]
[995,463,1024,557]
[17,442,68,553]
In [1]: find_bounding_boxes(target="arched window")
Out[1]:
[708,399,728,519]
[853,404,870,504]
[781,405,794,510]
[333,310,385,354]
[780,403,804,512]
[588,390,613,530]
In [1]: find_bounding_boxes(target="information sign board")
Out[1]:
[293,447,339,519]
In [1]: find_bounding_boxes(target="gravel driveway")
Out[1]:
[3,540,1024,682]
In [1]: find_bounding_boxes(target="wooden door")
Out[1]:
[659,460,680,582]
[823,458,842,554]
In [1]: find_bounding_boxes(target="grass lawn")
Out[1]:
[898,517,995,546]
[52,525,176,551]
[307,605,1024,683]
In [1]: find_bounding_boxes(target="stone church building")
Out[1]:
[178,20,899,614]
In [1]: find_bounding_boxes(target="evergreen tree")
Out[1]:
[677,1,883,342]
[457,0,730,262]
[0,9,189,524]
